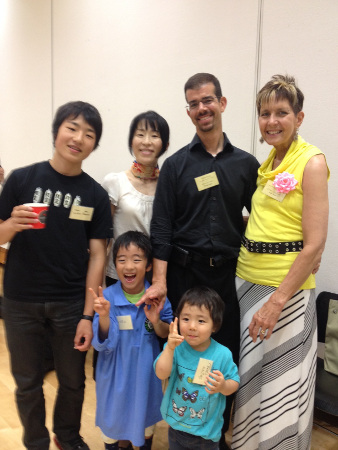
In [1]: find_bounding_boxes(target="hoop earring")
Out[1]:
[259,136,264,144]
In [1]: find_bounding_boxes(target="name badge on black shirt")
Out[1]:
[69,205,94,221]
[195,171,219,191]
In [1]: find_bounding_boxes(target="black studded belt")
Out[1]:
[242,236,303,254]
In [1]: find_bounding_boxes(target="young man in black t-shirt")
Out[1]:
[0,101,113,450]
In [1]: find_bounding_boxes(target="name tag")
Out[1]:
[69,205,94,221]
[193,358,213,385]
[117,315,133,330]
[195,172,219,191]
[262,180,286,202]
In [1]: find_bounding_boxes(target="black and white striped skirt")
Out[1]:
[232,279,316,450]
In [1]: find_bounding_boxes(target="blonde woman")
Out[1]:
[232,75,329,449]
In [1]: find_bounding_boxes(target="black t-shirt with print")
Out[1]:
[0,161,113,302]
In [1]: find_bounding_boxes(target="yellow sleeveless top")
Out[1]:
[236,136,329,289]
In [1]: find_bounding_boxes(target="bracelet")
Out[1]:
[82,314,94,322]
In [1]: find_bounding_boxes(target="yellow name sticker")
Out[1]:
[117,315,133,330]
[193,357,213,385]
[69,205,94,221]
[195,172,219,191]
[262,180,286,202]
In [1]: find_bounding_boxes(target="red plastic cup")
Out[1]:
[24,203,49,229]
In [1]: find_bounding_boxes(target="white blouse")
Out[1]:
[102,171,154,279]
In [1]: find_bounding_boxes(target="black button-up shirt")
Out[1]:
[151,133,260,261]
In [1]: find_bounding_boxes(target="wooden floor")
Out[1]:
[0,318,337,450]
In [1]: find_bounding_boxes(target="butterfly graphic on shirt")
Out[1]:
[176,388,181,395]
[182,387,198,403]
[178,372,185,381]
[189,407,205,420]
[172,400,187,417]
[187,376,193,383]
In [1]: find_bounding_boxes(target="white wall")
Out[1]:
[1,0,337,293]
[0,0,52,170]
[51,0,260,179]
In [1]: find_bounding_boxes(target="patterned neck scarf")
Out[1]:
[131,161,160,179]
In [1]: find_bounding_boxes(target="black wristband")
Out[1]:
[82,314,94,322]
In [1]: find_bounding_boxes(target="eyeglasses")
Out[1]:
[186,96,220,111]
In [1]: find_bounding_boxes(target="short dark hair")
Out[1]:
[128,111,170,157]
[184,73,222,100]
[52,101,103,149]
[176,286,225,333]
[256,74,304,115]
[113,231,152,267]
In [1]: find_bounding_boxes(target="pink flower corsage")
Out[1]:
[273,172,298,193]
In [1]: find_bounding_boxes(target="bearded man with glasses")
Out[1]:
[138,73,259,449]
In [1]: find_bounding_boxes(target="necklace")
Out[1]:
[131,161,159,179]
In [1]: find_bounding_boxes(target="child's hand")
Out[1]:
[205,370,225,394]
[167,317,184,350]
[144,298,161,325]
[89,286,110,317]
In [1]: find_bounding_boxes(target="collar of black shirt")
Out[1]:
[188,132,233,155]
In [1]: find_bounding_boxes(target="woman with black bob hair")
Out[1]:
[102,110,170,287]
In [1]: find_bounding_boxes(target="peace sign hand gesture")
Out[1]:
[167,317,184,351]
[89,286,110,318]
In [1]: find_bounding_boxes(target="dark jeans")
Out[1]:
[3,297,87,450]
[168,427,219,450]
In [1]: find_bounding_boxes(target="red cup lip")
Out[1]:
[24,203,49,208]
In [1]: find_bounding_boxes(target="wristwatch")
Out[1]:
[82,314,94,322]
